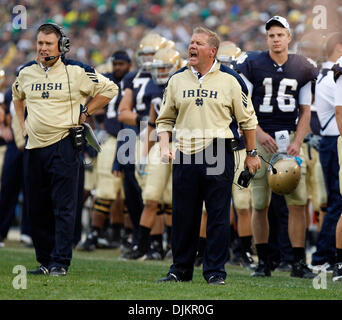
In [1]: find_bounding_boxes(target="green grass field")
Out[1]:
[1,240,341,300]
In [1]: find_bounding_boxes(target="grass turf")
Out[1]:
[0,240,341,300]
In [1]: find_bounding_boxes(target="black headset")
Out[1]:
[39,23,70,54]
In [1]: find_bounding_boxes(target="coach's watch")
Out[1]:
[81,105,90,117]
[246,149,258,157]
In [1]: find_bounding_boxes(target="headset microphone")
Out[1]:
[44,55,59,61]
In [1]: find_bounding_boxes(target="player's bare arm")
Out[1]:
[13,99,27,136]
[117,88,137,125]
[146,103,157,155]
[79,94,111,124]
[242,129,261,174]
[158,131,173,163]
[287,104,310,157]
[255,125,278,154]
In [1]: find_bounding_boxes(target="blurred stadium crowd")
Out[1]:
[1,0,341,87]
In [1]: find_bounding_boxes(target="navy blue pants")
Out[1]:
[0,141,31,238]
[268,193,294,264]
[312,136,342,265]
[23,136,80,270]
[74,160,85,247]
[169,140,234,281]
[123,163,144,246]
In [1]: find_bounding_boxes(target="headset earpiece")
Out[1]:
[39,23,70,54]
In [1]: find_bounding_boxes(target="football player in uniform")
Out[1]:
[333,53,342,281]
[236,16,317,278]
[78,51,131,251]
[121,47,182,260]
[116,34,168,249]
[312,33,342,272]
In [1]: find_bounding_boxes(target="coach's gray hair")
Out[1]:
[193,27,220,50]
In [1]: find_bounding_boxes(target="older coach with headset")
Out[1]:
[156,27,260,285]
[12,23,118,276]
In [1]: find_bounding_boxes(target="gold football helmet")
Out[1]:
[267,153,301,195]
[217,41,242,66]
[164,39,175,49]
[136,33,168,70]
[151,48,181,85]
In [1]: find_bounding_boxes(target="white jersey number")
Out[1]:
[133,78,150,111]
[152,97,162,116]
[106,95,118,119]
[259,78,298,113]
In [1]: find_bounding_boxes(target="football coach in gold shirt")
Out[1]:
[156,27,260,285]
[12,23,118,276]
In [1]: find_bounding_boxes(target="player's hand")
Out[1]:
[256,130,278,154]
[160,148,174,164]
[287,140,301,157]
[0,126,13,142]
[113,170,121,177]
[244,155,261,175]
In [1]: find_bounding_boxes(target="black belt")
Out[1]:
[213,138,240,152]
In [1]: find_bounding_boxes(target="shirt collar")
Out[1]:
[190,59,217,80]
[37,56,62,71]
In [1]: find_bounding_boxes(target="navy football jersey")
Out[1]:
[4,88,13,114]
[0,88,13,146]
[146,80,165,117]
[102,72,123,137]
[122,69,152,119]
[236,51,318,136]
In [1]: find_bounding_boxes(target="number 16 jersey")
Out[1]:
[236,51,318,136]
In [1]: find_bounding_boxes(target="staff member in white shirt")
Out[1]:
[313,32,342,270]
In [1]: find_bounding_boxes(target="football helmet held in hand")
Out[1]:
[267,152,301,195]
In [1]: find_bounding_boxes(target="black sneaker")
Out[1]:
[27,265,49,275]
[144,241,164,260]
[96,237,110,249]
[332,262,342,282]
[77,231,98,251]
[275,261,292,272]
[120,246,145,260]
[251,260,271,277]
[291,260,316,279]
[240,252,256,270]
[144,250,164,261]
[50,266,67,277]
[207,275,225,285]
[120,235,133,255]
[157,272,182,283]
